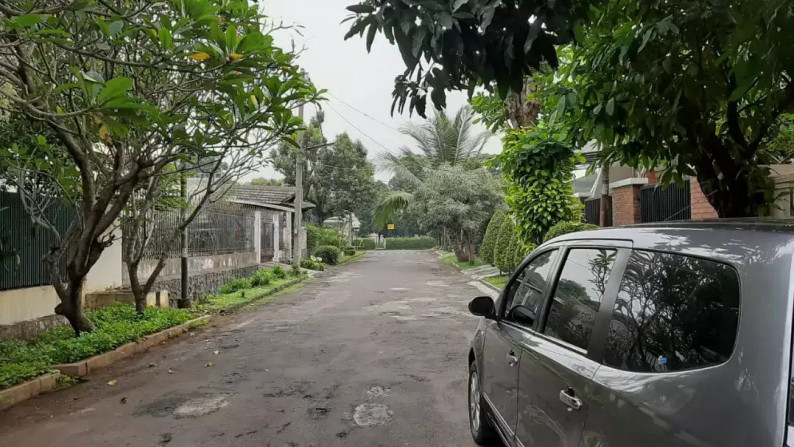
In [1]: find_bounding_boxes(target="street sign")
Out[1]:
[387,223,395,230]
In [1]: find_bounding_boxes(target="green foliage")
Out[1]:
[353,238,376,250]
[250,178,284,187]
[300,257,325,271]
[290,264,303,277]
[440,252,487,269]
[495,125,581,245]
[307,225,344,253]
[483,275,509,290]
[344,0,587,116]
[0,304,196,389]
[544,221,599,243]
[344,246,356,256]
[270,265,287,279]
[315,246,342,265]
[384,237,436,250]
[219,277,253,294]
[494,218,518,273]
[479,211,507,264]
[251,269,272,287]
[514,242,537,269]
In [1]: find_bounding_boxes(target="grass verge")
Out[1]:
[0,304,198,390]
[483,275,509,289]
[338,250,365,265]
[196,275,307,312]
[440,251,488,269]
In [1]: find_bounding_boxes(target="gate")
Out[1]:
[584,196,612,226]
[260,219,274,262]
[640,182,691,222]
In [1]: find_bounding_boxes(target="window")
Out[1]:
[603,250,740,373]
[544,248,617,350]
[503,250,557,324]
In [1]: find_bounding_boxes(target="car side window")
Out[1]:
[543,248,618,350]
[603,250,740,373]
[502,250,557,323]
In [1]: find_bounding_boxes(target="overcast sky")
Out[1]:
[246,0,502,182]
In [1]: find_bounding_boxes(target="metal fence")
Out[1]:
[123,202,255,260]
[640,182,691,223]
[583,196,613,226]
[0,192,75,291]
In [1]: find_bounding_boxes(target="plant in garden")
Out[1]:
[300,257,325,271]
[479,211,507,265]
[0,0,318,333]
[314,246,341,265]
[219,277,253,295]
[344,0,589,116]
[494,218,517,274]
[543,221,599,243]
[251,269,273,287]
[495,124,581,245]
[551,0,794,217]
[344,247,356,256]
[384,237,437,250]
[271,265,287,280]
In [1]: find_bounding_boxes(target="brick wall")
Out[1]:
[690,178,718,219]
[612,185,642,225]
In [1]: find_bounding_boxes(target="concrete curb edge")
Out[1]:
[0,371,61,412]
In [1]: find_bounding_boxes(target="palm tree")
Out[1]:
[380,106,491,174]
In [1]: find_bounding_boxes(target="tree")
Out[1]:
[313,133,377,224]
[382,106,491,170]
[0,0,317,333]
[270,111,327,197]
[494,218,517,274]
[479,211,507,265]
[344,0,590,116]
[551,0,794,217]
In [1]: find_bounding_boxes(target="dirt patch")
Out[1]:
[353,403,393,427]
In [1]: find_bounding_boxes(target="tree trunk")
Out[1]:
[600,165,610,227]
[698,173,757,218]
[54,282,94,336]
[128,263,147,314]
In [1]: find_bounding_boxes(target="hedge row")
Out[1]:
[353,238,377,250]
[384,236,435,250]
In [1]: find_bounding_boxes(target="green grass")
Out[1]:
[338,250,365,264]
[0,304,198,390]
[483,275,509,289]
[197,276,301,312]
[440,252,487,269]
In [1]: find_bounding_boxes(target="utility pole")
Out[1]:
[179,172,189,308]
[293,104,304,268]
[599,165,610,227]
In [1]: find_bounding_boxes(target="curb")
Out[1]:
[478,278,503,293]
[337,251,366,265]
[53,315,211,377]
[0,371,61,411]
[220,276,308,314]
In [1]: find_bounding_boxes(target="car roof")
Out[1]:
[546,219,794,268]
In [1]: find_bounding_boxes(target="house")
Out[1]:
[226,185,315,262]
[324,213,360,242]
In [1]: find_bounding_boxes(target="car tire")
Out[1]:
[469,360,497,445]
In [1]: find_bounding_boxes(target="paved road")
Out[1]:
[0,251,495,447]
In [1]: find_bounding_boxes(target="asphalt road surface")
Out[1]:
[0,250,496,447]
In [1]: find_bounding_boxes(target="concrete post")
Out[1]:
[285,211,293,263]
[273,216,281,263]
[254,210,262,264]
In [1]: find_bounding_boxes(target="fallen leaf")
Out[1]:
[205,361,213,367]
[213,350,219,355]
[188,52,210,61]
[168,368,175,374]
[148,362,157,368]
[107,380,117,386]
[120,397,127,404]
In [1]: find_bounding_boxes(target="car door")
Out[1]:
[482,249,560,443]
[514,243,630,447]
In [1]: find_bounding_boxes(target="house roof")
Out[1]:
[227,185,315,210]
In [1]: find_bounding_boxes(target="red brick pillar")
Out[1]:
[612,183,643,225]
[690,178,719,219]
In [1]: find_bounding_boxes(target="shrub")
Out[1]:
[543,221,599,243]
[479,211,507,264]
[270,265,287,279]
[514,242,537,269]
[218,277,252,294]
[384,236,435,250]
[290,264,303,277]
[353,238,376,250]
[315,245,341,265]
[344,246,356,256]
[300,257,325,271]
[251,269,272,287]
[307,225,344,252]
[494,218,517,273]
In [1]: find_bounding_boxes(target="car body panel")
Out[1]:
[481,320,524,440]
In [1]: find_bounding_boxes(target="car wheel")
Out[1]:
[469,360,497,445]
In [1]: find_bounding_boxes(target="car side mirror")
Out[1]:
[469,296,496,319]
[509,305,536,327]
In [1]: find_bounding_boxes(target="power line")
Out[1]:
[325,103,394,153]
[328,92,403,133]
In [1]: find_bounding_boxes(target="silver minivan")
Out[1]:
[467,221,794,446]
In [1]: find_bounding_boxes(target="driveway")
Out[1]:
[0,250,495,447]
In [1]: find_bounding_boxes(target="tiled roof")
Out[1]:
[228,185,315,209]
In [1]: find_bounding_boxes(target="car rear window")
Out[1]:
[602,250,740,373]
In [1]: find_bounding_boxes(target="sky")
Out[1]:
[245,0,502,182]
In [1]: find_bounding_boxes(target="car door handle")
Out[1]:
[559,388,582,411]
[506,352,519,367]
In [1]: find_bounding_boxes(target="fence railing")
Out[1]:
[0,192,75,291]
[122,201,255,260]
[640,182,691,223]
[583,196,613,226]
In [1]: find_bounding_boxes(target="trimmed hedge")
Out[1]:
[479,211,507,264]
[543,221,598,242]
[301,257,325,271]
[343,246,356,256]
[384,237,435,250]
[353,238,376,250]
[307,225,344,253]
[315,245,341,265]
